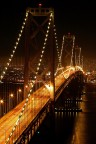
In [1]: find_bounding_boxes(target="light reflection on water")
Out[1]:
[30,91,96,144]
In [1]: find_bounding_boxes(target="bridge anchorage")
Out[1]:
[0,5,85,144]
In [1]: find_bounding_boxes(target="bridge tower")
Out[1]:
[75,46,81,66]
[61,33,75,68]
[24,5,55,101]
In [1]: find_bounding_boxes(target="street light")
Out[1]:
[24,85,29,98]
[0,99,4,117]
[9,93,14,111]
[17,88,22,104]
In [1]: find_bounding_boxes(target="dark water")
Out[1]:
[29,83,96,144]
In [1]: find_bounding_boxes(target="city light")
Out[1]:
[0,99,4,104]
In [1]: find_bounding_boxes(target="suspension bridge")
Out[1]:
[0,6,84,144]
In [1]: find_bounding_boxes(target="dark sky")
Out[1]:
[0,0,96,59]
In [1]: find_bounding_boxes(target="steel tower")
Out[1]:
[24,6,54,100]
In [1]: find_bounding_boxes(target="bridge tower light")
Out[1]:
[38,3,42,7]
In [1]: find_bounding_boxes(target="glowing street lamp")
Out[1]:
[24,85,29,98]
[9,93,14,111]
[0,99,4,104]
[10,93,14,98]
[0,99,4,117]
[17,88,22,104]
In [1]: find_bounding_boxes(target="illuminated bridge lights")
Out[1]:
[55,107,82,112]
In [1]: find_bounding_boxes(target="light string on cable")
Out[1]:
[5,12,53,144]
[0,12,29,83]
[60,35,65,68]
[53,24,61,76]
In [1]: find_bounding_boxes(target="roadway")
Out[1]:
[0,66,76,144]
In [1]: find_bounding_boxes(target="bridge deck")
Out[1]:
[0,68,74,144]
[0,93,50,143]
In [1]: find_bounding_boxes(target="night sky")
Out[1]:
[0,0,96,59]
